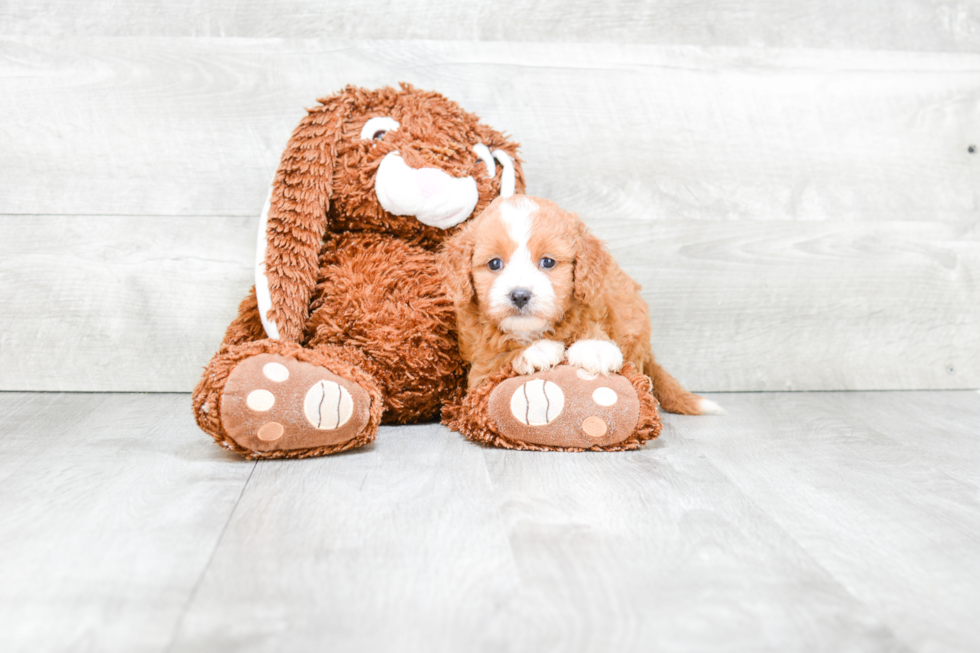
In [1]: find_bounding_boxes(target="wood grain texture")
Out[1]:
[168,422,523,653]
[2,0,978,52]
[0,215,253,392]
[2,215,976,392]
[1,39,978,392]
[602,219,980,392]
[1,39,977,223]
[830,391,980,486]
[674,391,980,653]
[170,421,907,653]
[477,438,909,652]
[3,390,979,652]
[0,392,255,653]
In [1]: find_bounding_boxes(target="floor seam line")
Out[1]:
[677,425,917,652]
[163,460,258,653]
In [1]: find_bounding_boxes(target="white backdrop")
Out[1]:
[1,2,978,392]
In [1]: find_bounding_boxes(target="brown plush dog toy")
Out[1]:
[193,83,525,458]
[440,195,721,452]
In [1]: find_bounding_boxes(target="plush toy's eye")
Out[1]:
[488,258,503,271]
[539,257,556,269]
[360,116,400,141]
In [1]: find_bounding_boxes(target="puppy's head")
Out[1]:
[442,194,611,340]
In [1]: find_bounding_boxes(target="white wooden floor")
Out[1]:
[1,391,979,652]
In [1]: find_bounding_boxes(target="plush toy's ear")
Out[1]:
[572,219,612,305]
[475,121,526,199]
[255,92,353,341]
[439,224,477,310]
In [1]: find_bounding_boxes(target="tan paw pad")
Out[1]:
[257,422,285,441]
[488,365,641,450]
[581,416,608,438]
[220,353,372,453]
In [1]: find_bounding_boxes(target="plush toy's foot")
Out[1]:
[444,363,662,451]
[219,353,375,455]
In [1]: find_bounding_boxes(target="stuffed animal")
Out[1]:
[192,83,527,458]
[440,195,720,451]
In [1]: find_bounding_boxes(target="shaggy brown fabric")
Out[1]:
[442,363,662,452]
[218,288,269,353]
[192,83,524,458]
[193,340,384,459]
[221,353,374,453]
[264,83,525,341]
[304,232,466,423]
[487,365,641,448]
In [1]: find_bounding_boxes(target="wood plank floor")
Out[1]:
[1,390,978,653]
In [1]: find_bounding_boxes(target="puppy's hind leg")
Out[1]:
[644,354,724,415]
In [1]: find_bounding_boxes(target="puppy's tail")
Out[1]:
[643,354,724,415]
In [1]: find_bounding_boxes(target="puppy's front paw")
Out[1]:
[513,339,566,375]
[566,339,624,376]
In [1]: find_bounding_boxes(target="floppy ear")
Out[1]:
[255,91,354,342]
[439,224,477,310]
[573,220,612,305]
[505,147,527,196]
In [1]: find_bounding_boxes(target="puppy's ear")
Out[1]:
[573,221,612,305]
[439,225,477,309]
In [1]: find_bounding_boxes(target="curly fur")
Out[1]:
[440,194,708,415]
[193,84,526,457]
[442,362,662,451]
[193,340,384,459]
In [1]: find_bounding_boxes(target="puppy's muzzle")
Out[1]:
[509,288,532,310]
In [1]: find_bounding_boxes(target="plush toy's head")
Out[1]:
[256,83,526,341]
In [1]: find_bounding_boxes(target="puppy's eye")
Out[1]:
[539,257,556,269]
[487,258,503,271]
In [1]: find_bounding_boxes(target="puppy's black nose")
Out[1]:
[509,288,532,310]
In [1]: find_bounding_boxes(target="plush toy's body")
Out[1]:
[194,83,702,458]
[193,84,525,458]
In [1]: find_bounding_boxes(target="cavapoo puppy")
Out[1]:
[442,194,720,417]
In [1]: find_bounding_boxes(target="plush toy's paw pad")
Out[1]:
[221,354,372,453]
[488,365,640,449]
[509,378,565,425]
[303,380,354,429]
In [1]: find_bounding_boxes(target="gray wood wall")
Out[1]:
[1,2,978,393]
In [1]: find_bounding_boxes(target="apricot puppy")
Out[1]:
[443,194,720,417]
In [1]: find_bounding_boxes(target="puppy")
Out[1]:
[441,194,721,415]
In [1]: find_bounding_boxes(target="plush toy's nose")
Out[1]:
[417,168,454,200]
[510,288,532,310]
[375,152,478,229]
